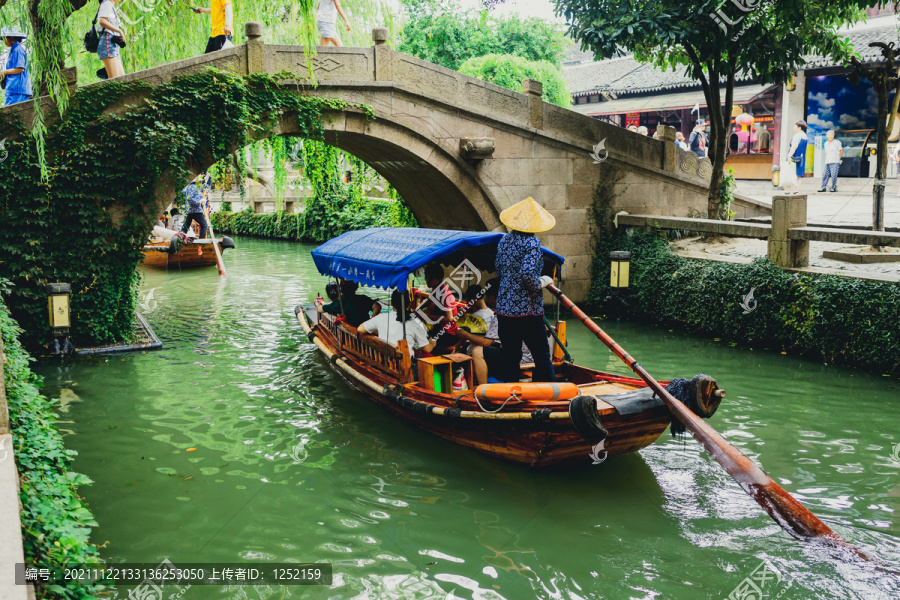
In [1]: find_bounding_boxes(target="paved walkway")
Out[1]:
[671,177,900,280]
[736,176,900,228]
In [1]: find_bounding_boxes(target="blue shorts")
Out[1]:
[98,32,120,60]
[317,20,337,39]
[3,93,30,107]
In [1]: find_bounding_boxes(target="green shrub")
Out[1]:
[589,232,900,375]
[212,197,417,243]
[459,54,572,108]
[1,300,106,600]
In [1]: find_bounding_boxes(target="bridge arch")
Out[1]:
[1,25,741,347]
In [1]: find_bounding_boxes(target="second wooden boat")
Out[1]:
[142,236,235,269]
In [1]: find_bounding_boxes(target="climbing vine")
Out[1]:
[1,300,107,600]
[0,67,365,350]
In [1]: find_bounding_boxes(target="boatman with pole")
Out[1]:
[495,197,556,383]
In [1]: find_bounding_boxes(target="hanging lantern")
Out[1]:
[736,113,755,128]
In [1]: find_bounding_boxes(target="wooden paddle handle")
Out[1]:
[546,284,867,555]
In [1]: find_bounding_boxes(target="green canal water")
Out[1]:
[33,236,900,600]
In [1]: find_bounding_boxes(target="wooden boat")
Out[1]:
[296,228,724,468]
[141,236,234,269]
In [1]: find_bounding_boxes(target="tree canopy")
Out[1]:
[554,0,876,218]
[459,54,572,108]
[399,0,570,71]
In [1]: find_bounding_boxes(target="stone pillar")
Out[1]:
[245,21,265,74]
[373,28,392,81]
[767,194,809,267]
[372,27,389,45]
[658,124,677,172]
[523,79,543,129]
[779,72,804,168]
[62,67,78,94]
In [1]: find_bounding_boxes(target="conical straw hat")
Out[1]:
[499,197,556,233]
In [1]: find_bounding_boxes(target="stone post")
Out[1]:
[245,21,265,74]
[372,27,389,45]
[767,194,809,268]
[523,79,543,129]
[62,67,78,94]
[373,28,392,81]
[658,124,677,172]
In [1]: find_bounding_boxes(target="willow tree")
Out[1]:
[554,0,876,220]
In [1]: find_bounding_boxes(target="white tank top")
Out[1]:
[317,0,337,23]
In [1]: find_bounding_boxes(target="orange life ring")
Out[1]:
[474,382,579,403]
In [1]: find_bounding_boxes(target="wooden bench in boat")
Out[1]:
[315,309,571,390]
[316,311,415,383]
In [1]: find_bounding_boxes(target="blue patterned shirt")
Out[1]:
[181,182,204,213]
[495,231,544,317]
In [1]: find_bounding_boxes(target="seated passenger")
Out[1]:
[422,263,459,349]
[358,290,437,356]
[460,284,493,323]
[316,279,381,326]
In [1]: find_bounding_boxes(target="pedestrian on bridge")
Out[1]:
[97,0,126,79]
[192,0,234,54]
[1,27,32,106]
[318,0,351,47]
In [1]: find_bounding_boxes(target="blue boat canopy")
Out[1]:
[311,228,565,291]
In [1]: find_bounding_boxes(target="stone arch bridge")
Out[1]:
[2,23,748,301]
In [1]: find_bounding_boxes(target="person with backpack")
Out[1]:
[191,0,234,54]
[1,27,32,106]
[96,0,126,79]
[689,120,708,158]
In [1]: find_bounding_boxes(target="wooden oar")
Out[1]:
[202,203,227,277]
[546,284,867,555]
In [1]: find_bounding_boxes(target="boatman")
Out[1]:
[494,197,556,383]
[1,27,33,107]
[180,177,208,239]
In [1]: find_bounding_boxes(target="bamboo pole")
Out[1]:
[202,203,227,278]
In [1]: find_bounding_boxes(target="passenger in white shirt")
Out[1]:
[358,290,436,355]
[819,129,843,193]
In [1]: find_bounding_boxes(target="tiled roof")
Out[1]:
[805,24,900,67]
[564,23,900,97]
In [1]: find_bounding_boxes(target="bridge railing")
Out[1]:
[617,194,900,269]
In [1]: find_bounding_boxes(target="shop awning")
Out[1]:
[573,84,776,116]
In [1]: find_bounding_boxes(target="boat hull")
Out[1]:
[141,237,233,269]
[298,307,677,468]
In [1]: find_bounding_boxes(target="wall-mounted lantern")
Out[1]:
[785,74,796,92]
[609,251,631,289]
[46,283,74,355]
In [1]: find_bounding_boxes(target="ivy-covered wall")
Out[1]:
[1,298,106,600]
[589,233,900,376]
[0,68,358,350]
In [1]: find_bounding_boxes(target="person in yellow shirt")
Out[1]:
[191,0,234,54]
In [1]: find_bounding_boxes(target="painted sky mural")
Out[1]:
[806,75,879,137]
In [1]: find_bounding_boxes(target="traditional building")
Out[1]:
[563,7,900,180]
